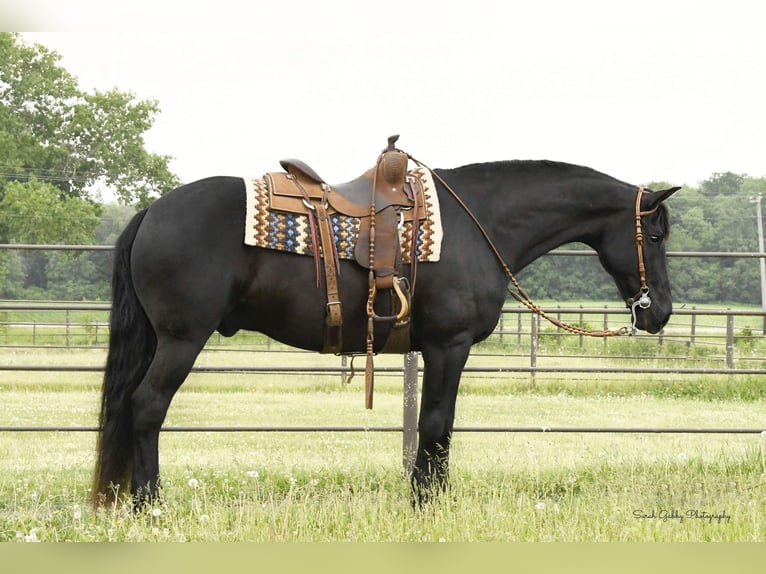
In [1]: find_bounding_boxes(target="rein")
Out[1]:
[408,154,655,337]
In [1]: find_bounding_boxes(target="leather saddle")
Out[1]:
[262,135,423,364]
[266,136,427,279]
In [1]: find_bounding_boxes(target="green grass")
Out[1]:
[1,430,763,541]
[1,344,765,541]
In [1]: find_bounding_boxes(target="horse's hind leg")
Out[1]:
[130,335,205,506]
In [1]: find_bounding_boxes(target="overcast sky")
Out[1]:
[14,0,766,190]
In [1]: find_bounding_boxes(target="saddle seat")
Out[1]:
[270,152,426,221]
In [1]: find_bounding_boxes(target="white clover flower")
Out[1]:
[677,452,688,462]
[199,514,210,523]
[188,478,199,489]
[73,510,82,520]
[246,470,259,479]
[151,508,162,518]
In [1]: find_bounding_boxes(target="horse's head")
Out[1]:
[596,186,680,334]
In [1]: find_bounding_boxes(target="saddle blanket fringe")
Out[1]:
[243,166,442,263]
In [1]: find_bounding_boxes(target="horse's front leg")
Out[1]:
[411,340,471,506]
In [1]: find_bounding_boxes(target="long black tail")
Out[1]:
[93,208,156,507]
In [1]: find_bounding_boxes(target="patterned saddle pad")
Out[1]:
[243,166,442,264]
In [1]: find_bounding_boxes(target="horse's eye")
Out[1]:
[648,234,662,244]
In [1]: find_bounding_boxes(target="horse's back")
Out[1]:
[147,176,245,233]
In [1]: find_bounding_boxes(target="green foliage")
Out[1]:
[0,33,177,299]
[0,178,99,244]
[0,249,24,298]
[0,32,180,207]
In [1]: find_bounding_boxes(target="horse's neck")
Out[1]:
[484,178,620,273]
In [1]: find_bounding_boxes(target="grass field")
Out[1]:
[1,337,765,542]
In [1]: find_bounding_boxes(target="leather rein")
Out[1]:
[408,154,657,337]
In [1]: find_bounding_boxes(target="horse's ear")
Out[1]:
[641,186,681,211]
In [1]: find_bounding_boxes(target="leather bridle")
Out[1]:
[626,187,660,332]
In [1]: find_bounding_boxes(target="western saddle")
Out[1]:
[265,136,426,407]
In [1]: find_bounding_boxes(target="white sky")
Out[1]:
[13,0,766,189]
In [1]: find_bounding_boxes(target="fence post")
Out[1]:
[530,314,538,384]
[340,354,348,385]
[726,313,734,369]
[691,307,696,344]
[402,351,419,477]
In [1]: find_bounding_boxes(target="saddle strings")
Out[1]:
[406,154,632,338]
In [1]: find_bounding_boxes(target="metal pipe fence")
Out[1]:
[2,244,766,471]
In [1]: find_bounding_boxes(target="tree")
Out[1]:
[0,179,99,244]
[700,172,744,197]
[0,32,179,208]
[0,33,180,298]
[0,179,101,294]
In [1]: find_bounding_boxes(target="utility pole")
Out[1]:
[750,193,766,332]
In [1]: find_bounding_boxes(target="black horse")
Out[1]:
[93,157,679,507]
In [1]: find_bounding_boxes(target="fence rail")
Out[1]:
[3,244,766,471]
[2,301,765,371]
[3,244,766,258]
[1,425,763,434]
